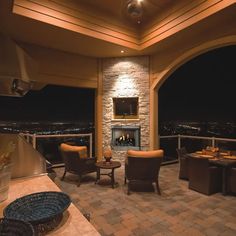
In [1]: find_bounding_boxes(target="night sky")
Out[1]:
[0,45,235,124]
[159,45,236,122]
[0,86,95,122]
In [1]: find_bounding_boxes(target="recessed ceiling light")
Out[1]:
[121,50,125,53]
[137,0,143,3]
[137,20,141,24]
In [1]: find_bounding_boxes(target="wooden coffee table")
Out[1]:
[95,161,121,188]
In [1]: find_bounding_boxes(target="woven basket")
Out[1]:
[0,218,34,236]
[4,191,71,225]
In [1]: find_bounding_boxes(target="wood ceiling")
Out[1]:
[64,0,175,27]
[0,0,235,57]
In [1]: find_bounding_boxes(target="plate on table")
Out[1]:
[200,154,214,158]
[220,152,228,155]
[195,151,203,154]
[223,155,236,160]
[3,191,71,225]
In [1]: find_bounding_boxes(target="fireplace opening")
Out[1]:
[111,126,140,150]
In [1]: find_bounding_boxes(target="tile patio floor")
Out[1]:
[51,163,236,236]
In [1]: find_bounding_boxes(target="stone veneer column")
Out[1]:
[102,56,150,162]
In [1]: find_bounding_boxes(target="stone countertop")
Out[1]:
[0,175,100,236]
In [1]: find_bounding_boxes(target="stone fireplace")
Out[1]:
[111,126,140,150]
[102,56,150,161]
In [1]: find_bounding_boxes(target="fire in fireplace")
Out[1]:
[111,126,140,150]
[115,133,135,146]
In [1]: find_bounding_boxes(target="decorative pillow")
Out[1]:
[78,148,88,159]
[60,143,88,158]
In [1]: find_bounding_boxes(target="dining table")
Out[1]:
[188,151,236,195]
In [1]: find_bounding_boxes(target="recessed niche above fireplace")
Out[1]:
[113,97,138,119]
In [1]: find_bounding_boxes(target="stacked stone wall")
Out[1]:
[102,56,150,162]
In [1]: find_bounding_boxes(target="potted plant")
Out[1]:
[0,141,16,202]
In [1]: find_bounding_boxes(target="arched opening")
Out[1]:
[150,36,236,152]
[158,46,236,162]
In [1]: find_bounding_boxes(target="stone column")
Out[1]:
[102,56,150,162]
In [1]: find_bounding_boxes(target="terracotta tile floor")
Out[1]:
[51,163,236,236]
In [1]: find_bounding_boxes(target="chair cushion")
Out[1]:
[60,143,88,158]
[127,149,163,158]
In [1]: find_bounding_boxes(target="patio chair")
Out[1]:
[125,149,163,195]
[227,167,236,194]
[176,147,189,180]
[59,143,97,186]
[230,150,236,155]
[188,156,222,195]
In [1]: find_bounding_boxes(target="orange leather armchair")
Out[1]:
[125,149,163,195]
[59,143,97,186]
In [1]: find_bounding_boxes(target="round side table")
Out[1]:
[95,161,121,188]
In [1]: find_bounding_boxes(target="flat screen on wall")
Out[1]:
[113,97,138,119]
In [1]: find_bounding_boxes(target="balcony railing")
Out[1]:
[20,132,93,167]
[19,132,236,165]
[159,134,236,164]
